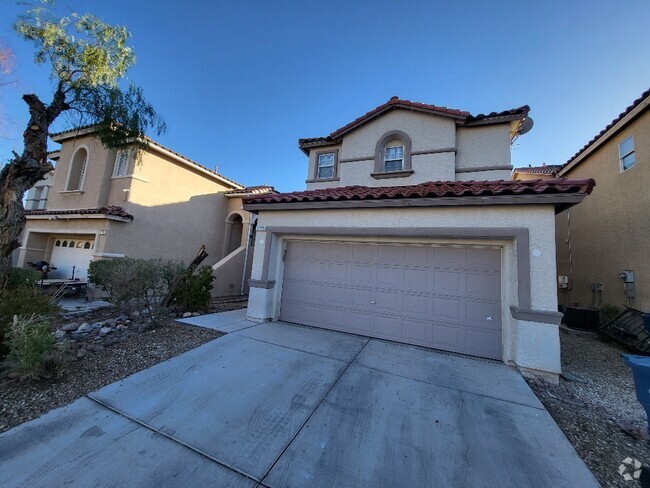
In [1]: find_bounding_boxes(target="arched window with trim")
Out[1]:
[373,130,413,177]
[66,147,88,190]
[55,240,61,247]
[62,240,68,247]
[84,241,92,249]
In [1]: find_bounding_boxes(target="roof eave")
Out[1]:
[560,94,650,176]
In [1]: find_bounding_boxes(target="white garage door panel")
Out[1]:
[280,240,502,360]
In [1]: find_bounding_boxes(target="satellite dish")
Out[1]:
[518,117,534,135]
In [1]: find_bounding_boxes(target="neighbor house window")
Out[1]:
[384,145,404,172]
[317,152,335,179]
[113,150,129,176]
[619,136,636,171]
[66,147,88,190]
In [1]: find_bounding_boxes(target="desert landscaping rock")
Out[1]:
[76,323,91,333]
[0,300,245,434]
[99,327,112,337]
[61,323,80,332]
[527,331,649,487]
[182,312,192,318]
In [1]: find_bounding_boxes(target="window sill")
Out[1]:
[305,177,341,183]
[58,190,84,195]
[370,170,414,179]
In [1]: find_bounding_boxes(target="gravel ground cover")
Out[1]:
[527,330,650,487]
[0,300,246,434]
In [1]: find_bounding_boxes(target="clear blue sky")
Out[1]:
[1,0,649,192]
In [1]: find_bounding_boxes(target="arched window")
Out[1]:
[373,130,413,176]
[55,240,61,247]
[66,147,88,191]
[68,240,75,248]
[84,241,92,249]
[62,240,68,247]
[76,242,83,248]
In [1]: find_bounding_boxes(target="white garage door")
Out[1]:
[50,239,95,281]
[280,240,502,360]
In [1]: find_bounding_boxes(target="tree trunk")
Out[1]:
[0,88,68,290]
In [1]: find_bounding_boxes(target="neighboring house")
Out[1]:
[556,88,650,310]
[17,127,272,297]
[243,96,594,380]
[512,164,561,180]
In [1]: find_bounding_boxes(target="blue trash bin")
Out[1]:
[622,354,650,436]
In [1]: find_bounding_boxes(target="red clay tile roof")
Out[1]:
[224,185,277,195]
[243,178,595,205]
[563,87,650,169]
[299,97,530,152]
[48,126,244,189]
[513,165,562,176]
[25,206,134,221]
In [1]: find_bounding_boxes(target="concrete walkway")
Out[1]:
[0,315,598,487]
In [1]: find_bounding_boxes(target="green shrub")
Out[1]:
[174,265,214,312]
[8,314,67,379]
[89,258,185,325]
[0,268,59,358]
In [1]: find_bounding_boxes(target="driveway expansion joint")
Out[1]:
[259,337,371,485]
[85,393,262,485]
[353,361,545,411]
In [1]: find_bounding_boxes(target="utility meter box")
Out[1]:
[558,275,569,289]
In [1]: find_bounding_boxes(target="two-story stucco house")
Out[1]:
[243,96,594,379]
[556,88,650,310]
[18,127,273,297]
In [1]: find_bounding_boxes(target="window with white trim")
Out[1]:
[113,150,130,176]
[619,136,636,171]
[317,152,335,179]
[384,145,404,172]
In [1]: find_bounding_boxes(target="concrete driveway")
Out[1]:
[0,311,598,487]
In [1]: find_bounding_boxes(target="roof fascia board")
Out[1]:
[560,97,650,176]
[244,193,585,212]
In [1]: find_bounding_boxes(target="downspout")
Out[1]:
[240,214,257,295]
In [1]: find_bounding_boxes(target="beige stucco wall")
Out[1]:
[47,135,115,210]
[456,125,511,169]
[556,111,650,310]
[101,148,233,266]
[247,204,561,374]
[305,110,515,190]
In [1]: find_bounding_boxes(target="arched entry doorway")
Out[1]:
[226,213,243,255]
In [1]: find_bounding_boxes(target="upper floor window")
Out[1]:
[113,150,129,177]
[66,147,88,191]
[316,151,336,179]
[619,136,636,171]
[373,130,413,178]
[384,145,404,172]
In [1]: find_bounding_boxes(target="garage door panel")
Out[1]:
[376,245,404,265]
[403,293,428,315]
[327,263,348,282]
[466,248,501,271]
[403,268,429,291]
[374,316,402,340]
[466,273,499,299]
[433,297,463,321]
[348,287,373,308]
[351,244,375,263]
[306,242,329,261]
[465,328,500,359]
[325,285,349,307]
[328,243,350,262]
[431,322,463,350]
[434,247,467,267]
[350,265,375,286]
[281,240,502,361]
[375,266,403,288]
[403,246,429,265]
[374,290,403,313]
[465,301,500,328]
[433,271,463,293]
[402,318,434,344]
